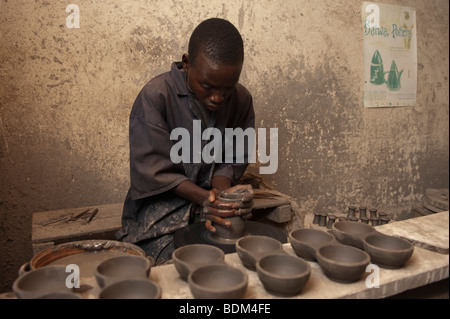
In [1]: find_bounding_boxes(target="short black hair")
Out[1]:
[188,18,244,66]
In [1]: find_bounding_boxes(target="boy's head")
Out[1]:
[188,18,244,67]
[183,18,244,111]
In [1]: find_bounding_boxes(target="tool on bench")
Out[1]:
[42,208,99,226]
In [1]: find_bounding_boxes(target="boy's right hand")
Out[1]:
[202,185,253,233]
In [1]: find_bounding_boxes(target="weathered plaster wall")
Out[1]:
[0,0,448,292]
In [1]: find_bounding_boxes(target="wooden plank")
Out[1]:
[376,211,449,254]
[423,188,449,211]
[32,192,291,245]
[32,203,123,244]
[264,205,292,223]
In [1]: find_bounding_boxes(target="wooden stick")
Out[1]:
[86,208,99,223]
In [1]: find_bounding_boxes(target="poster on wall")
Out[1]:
[362,2,417,108]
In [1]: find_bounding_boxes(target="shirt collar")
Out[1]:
[171,62,188,96]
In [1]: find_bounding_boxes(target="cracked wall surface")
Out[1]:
[0,0,448,292]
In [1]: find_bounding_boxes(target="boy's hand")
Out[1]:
[203,185,254,233]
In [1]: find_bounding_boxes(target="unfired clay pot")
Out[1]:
[35,291,82,299]
[331,221,377,249]
[256,254,311,296]
[363,233,414,268]
[332,221,414,268]
[235,235,285,270]
[288,228,336,261]
[94,255,152,288]
[172,244,225,281]
[212,193,247,241]
[12,265,73,299]
[98,279,161,299]
[188,264,248,299]
[316,244,370,283]
[213,216,246,240]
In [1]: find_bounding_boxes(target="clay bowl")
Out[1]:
[34,291,82,299]
[363,233,414,268]
[289,229,336,261]
[94,255,152,288]
[214,193,247,240]
[98,279,161,299]
[316,244,370,283]
[256,254,311,296]
[12,265,73,299]
[188,264,248,299]
[172,244,225,281]
[235,235,285,270]
[331,221,377,249]
[213,216,246,240]
[29,240,148,280]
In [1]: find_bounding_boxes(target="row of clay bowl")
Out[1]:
[173,238,312,298]
[236,236,311,296]
[173,223,415,299]
[172,244,248,299]
[289,221,414,283]
[331,221,414,268]
[13,255,160,299]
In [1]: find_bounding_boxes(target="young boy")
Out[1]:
[115,18,254,264]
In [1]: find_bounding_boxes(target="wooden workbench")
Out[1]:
[34,210,444,299]
[30,200,448,299]
[148,211,449,299]
[31,190,294,254]
[148,244,448,299]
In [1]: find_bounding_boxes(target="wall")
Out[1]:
[0,0,448,292]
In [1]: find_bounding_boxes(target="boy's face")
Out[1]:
[183,52,242,112]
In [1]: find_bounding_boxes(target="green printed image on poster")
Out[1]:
[362,2,417,107]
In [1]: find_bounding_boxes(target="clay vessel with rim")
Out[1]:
[212,216,246,241]
[331,221,377,249]
[332,221,415,268]
[288,228,336,261]
[28,239,149,280]
[34,291,82,299]
[98,278,161,299]
[212,192,247,240]
[316,244,370,283]
[235,235,285,270]
[188,264,248,299]
[172,244,225,281]
[363,233,414,268]
[12,265,74,299]
[94,255,152,288]
[256,254,311,296]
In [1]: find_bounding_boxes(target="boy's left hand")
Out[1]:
[202,185,253,233]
